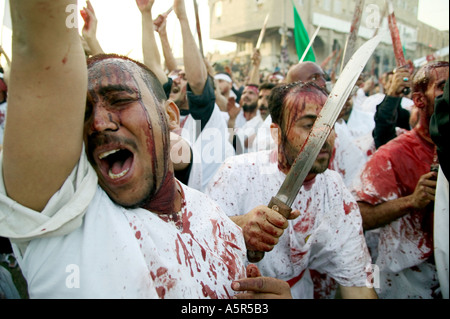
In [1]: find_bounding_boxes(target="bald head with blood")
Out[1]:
[286,62,327,89]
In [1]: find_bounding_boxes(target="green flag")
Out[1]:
[292,1,315,62]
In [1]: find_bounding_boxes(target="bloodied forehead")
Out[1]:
[413,62,449,93]
[283,86,328,123]
[87,58,166,103]
[88,59,141,92]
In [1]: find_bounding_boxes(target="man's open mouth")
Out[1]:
[98,148,134,180]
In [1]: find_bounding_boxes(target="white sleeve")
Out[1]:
[0,147,98,252]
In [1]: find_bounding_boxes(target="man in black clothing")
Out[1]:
[372,67,413,149]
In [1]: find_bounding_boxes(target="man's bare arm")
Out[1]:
[358,171,437,230]
[137,0,168,85]
[174,0,207,95]
[154,12,178,73]
[3,0,87,212]
[80,0,104,56]
[339,286,378,299]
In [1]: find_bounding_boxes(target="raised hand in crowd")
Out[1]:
[385,67,412,97]
[153,6,178,73]
[136,0,168,85]
[80,0,104,56]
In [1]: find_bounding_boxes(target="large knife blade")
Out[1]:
[247,35,382,263]
[343,0,365,67]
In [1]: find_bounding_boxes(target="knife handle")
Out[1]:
[267,197,294,219]
[247,197,293,263]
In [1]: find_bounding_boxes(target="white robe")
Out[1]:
[182,104,235,192]
[234,111,263,154]
[434,167,449,299]
[206,150,372,299]
[0,151,246,299]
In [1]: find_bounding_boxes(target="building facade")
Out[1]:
[208,0,449,78]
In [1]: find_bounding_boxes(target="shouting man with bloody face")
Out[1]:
[0,0,292,299]
[207,82,378,299]
[85,56,178,214]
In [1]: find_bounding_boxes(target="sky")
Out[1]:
[1,0,449,64]
[417,0,449,31]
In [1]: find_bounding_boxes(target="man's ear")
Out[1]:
[412,92,426,109]
[165,100,180,132]
[270,123,282,146]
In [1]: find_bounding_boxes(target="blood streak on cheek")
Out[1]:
[139,100,177,215]
[140,103,158,191]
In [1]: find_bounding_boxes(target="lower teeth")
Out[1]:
[108,168,130,180]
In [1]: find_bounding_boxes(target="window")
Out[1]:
[334,0,342,15]
[215,1,223,18]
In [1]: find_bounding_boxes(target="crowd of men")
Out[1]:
[0,0,448,300]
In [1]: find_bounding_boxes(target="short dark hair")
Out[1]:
[259,82,276,91]
[268,81,328,127]
[87,53,167,104]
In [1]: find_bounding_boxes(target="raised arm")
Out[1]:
[80,0,104,56]
[247,49,262,86]
[137,0,168,85]
[154,10,178,73]
[2,0,87,212]
[174,0,208,95]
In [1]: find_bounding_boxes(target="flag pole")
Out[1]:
[291,0,316,63]
[256,13,270,50]
[339,34,350,75]
[299,24,321,63]
[192,0,204,57]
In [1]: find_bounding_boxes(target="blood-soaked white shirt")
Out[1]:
[206,150,372,299]
[352,129,439,299]
[0,152,246,299]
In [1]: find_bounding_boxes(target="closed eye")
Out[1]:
[108,92,139,107]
